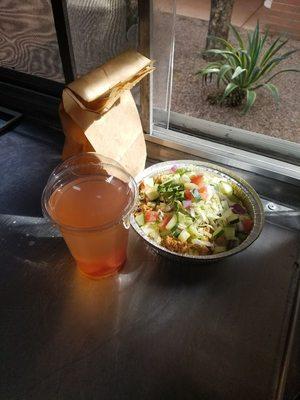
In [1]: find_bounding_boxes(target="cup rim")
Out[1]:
[42,155,138,232]
[51,152,124,176]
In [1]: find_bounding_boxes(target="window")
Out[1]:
[151,0,300,168]
[0,0,299,180]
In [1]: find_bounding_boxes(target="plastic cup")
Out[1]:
[42,153,137,279]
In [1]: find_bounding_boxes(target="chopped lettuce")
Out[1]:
[135,166,253,255]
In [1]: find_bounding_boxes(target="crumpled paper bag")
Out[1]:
[59,50,154,177]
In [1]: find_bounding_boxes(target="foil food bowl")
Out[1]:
[130,160,265,263]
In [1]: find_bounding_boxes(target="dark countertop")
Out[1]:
[0,119,300,400]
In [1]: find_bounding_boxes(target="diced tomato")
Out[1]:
[184,189,193,200]
[243,219,253,233]
[191,175,203,187]
[145,210,159,222]
[159,215,172,229]
[199,185,208,200]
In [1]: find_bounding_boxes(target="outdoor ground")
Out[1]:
[153,12,300,144]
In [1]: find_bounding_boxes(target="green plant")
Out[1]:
[197,22,299,113]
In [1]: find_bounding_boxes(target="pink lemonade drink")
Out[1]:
[42,154,137,279]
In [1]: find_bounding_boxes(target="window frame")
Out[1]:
[153,108,300,165]
[0,0,299,185]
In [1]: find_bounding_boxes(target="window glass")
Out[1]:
[0,0,64,82]
[152,0,176,123]
[153,0,300,145]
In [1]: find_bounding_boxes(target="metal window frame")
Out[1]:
[0,67,64,98]
[50,0,76,83]
[147,125,300,186]
[138,0,152,133]
[153,108,300,165]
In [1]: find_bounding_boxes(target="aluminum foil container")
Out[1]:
[130,160,265,263]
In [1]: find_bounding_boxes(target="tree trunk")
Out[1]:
[204,0,235,60]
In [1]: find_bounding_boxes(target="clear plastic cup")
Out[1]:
[42,153,138,279]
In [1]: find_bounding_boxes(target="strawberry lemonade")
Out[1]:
[42,155,137,279]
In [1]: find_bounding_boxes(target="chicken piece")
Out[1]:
[162,235,211,256]
[141,204,153,213]
[162,236,190,254]
[139,182,145,191]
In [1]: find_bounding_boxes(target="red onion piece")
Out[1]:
[231,203,246,214]
[183,200,192,208]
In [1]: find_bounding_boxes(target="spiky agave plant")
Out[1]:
[197,22,299,113]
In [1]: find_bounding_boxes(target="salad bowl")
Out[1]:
[130,160,264,263]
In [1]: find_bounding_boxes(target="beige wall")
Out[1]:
[263,0,300,40]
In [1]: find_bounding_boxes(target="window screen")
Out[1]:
[66,0,138,77]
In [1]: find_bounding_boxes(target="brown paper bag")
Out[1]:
[59,50,154,177]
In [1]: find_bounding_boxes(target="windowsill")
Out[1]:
[153,108,300,165]
[146,124,300,187]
